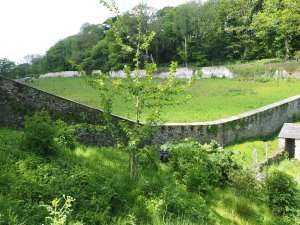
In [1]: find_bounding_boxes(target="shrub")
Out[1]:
[163,139,211,194]
[205,140,240,185]
[163,139,239,193]
[22,111,59,156]
[55,120,77,151]
[137,146,159,172]
[265,170,299,216]
[21,111,78,156]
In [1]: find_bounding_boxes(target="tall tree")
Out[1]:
[72,23,105,62]
[218,0,263,60]
[44,38,74,72]
[251,0,300,60]
[0,58,16,78]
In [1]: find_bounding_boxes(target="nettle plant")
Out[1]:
[92,0,198,179]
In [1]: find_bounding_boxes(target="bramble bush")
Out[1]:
[163,139,213,194]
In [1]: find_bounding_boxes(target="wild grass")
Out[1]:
[0,127,288,225]
[211,189,275,225]
[30,76,300,122]
[227,59,300,78]
[268,159,300,182]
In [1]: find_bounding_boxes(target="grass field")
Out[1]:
[30,77,300,122]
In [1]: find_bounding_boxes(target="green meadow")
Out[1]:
[30,77,300,122]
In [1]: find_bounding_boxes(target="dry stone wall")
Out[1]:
[0,76,131,146]
[1,75,300,146]
[152,96,300,146]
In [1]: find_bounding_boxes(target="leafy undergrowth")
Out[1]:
[30,76,300,122]
[0,128,298,225]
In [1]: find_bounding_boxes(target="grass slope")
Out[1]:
[227,59,300,78]
[30,77,300,122]
[0,127,288,225]
[225,137,279,167]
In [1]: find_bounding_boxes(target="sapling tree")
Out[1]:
[93,0,198,180]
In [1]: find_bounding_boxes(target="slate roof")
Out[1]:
[278,123,300,139]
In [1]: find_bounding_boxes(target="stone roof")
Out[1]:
[278,123,300,139]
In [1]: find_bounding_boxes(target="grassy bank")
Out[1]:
[1,127,295,225]
[30,77,300,122]
[227,59,300,78]
[225,137,279,167]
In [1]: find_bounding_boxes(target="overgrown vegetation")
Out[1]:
[265,170,300,216]
[21,111,77,156]
[1,0,300,224]
[0,125,299,224]
[227,59,300,78]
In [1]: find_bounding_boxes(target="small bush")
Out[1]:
[22,111,59,156]
[164,139,211,194]
[55,120,77,151]
[205,140,240,186]
[163,139,240,193]
[21,111,78,156]
[265,170,299,216]
[137,146,159,171]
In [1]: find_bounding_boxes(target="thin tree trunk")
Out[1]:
[130,148,138,180]
[145,48,149,63]
[285,36,290,62]
[129,95,141,180]
[184,36,188,68]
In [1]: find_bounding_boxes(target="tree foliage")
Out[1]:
[89,0,198,180]
[0,58,16,78]
[2,0,300,78]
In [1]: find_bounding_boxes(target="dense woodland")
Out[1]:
[1,0,300,78]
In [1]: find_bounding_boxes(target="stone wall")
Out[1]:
[0,76,132,146]
[152,95,300,146]
[1,75,300,147]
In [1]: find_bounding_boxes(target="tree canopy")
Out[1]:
[2,0,300,78]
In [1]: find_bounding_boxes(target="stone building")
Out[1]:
[278,123,300,160]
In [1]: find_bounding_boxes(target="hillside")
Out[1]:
[1,126,299,225]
